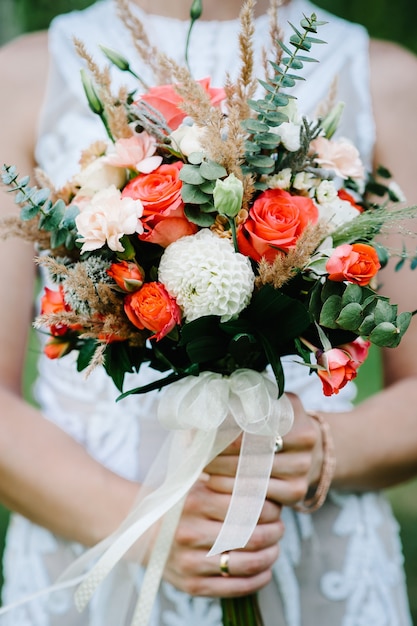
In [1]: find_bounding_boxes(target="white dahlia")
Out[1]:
[158,229,255,322]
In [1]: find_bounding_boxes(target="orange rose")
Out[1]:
[138,77,226,130]
[107,261,145,292]
[43,336,72,359]
[237,189,319,263]
[326,243,381,286]
[124,281,181,341]
[40,286,71,336]
[316,347,357,396]
[122,162,197,246]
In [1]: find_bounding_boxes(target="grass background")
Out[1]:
[0,0,416,620]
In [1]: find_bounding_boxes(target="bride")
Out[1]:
[0,0,417,624]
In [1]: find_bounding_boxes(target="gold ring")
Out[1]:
[274,435,284,453]
[219,552,230,577]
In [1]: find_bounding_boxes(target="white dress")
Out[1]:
[1,1,412,625]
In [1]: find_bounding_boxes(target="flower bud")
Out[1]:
[190,0,203,21]
[100,45,131,72]
[107,260,145,292]
[321,102,344,139]
[80,69,104,116]
[213,173,243,219]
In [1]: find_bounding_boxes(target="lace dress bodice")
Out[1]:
[1,1,412,624]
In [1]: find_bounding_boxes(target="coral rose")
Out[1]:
[339,337,371,367]
[138,77,226,130]
[237,188,319,263]
[122,161,197,247]
[107,261,145,292]
[326,243,381,286]
[316,347,358,396]
[124,282,181,340]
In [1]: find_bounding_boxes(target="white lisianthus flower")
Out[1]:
[76,185,144,253]
[293,171,317,192]
[276,121,302,152]
[315,180,338,204]
[170,123,207,157]
[158,229,255,322]
[317,197,360,229]
[267,168,292,190]
[73,156,126,196]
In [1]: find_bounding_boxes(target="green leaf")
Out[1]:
[258,333,285,397]
[369,322,401,348]
[179,164,205,185]
[199,180,216,194]
[245,154,275,169]
[76,339,99,372]
[184,204,216,226]
[181,183,211,204]
[20,204,40,220]
[32,188,51,205]
[61,204,80,229]
[373,299,397,325]
[241,119,270,133]
[397,311,412,336]
[199,160,227,180]
[50,229,68,249]
[102,341,143,391]
[336,302,363,331]
[358,314,375,336]
[341,283,363,306]
[248,285,311,346]
[188,152,204,165]
[319,294,342,328]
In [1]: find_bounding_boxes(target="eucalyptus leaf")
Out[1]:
[184,205,216,226]
[369,322,401,348]
[319,294,342,328]
[373,299,397,325]
[397,311,412,335]
[187,152,204,165]
[336,302,363,331]
[358,314,375,336]
[199,160,227,180]
[20,204,40,221]
[181,183,211,204]
[341,283,363,306]
[179,164,205,185]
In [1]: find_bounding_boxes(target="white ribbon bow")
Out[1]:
[0,369,293,626]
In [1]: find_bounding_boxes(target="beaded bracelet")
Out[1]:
[293,410,336,514]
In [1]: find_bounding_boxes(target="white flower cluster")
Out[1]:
[158,229,255,322]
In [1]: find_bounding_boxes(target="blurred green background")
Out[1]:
[0,0,416,621]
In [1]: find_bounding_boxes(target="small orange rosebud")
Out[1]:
[43,337,72,360]
[107,261,145,292]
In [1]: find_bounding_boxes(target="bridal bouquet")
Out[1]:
[1,2,415,624]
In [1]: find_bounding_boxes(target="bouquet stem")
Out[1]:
[221,594,264,626]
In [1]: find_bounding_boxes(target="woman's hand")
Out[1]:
[163,476,284,597]
[205,393,322,508]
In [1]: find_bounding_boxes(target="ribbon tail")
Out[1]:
[207,431,275,556]
[130,498,186,626]
[73,424,235,614]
